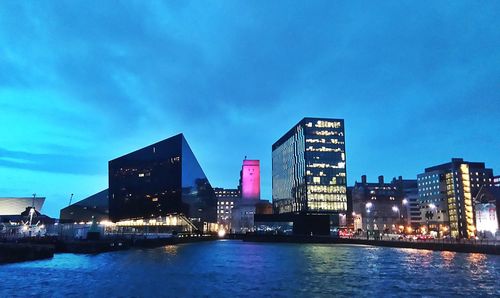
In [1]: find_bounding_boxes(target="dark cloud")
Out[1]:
[0,147,100,175]
[0,1,499,216]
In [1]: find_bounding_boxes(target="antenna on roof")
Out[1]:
[32,193,36,208]
[244,155,247,160]
[68,193,74,206]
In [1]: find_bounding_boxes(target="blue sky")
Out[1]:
[0,1,499,217]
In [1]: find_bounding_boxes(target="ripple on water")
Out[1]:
[0,241,498,297]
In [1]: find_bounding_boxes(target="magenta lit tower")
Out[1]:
[239,158,261,201]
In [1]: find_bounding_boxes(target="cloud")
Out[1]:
[0,1,499,216]
[0,147,99,175]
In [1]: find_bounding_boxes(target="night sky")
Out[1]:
[1,1,499,217]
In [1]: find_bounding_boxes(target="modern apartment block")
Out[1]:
[418,158,495,239]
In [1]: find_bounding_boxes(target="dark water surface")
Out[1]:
[0,240,498,297]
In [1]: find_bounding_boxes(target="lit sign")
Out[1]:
[475,203,498,236]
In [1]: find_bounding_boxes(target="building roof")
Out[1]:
[0,197,45,216]
[424,158,488,172]
[272,117,344,150]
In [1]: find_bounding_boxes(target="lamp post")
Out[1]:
[392,205,400,233]
[425,203,437,237]
[366,202,373,240]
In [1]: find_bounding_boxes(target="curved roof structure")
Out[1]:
[0,197,45,215]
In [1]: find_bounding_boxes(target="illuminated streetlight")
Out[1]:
[402,199,408,205]
[365,202,373,209]
[392,206,399,212]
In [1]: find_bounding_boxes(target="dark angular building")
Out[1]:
[60,190,109,223]
[108,134,217,228]
[272,117,347,214]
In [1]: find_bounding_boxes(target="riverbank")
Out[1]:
[242,234,500,255]
[0,243,54,264]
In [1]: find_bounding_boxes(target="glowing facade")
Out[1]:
[240,160,261,201]
[475,203,498,237]
[418,158,495,238]
[272,118,347,214]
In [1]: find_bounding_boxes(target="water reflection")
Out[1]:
[163,245,178,255]
[0,241,498,297]
[467,253,486,265]
[440,251,456,268]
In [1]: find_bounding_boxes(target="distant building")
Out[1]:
[108,133,217,232]
[231,205,256,234]
[214,188,240,199]
[352,175,417,234]
[0,197,45,215]
[214,188,239,231]
[272,118,347,216]
[418,158,495,239]
[60,190,109,223]
[404,190,421,231]
[494,176,500,187]
[240,160,261,201]
[393,177,420,231]
[255,200,273,215]
[346,186,354,228]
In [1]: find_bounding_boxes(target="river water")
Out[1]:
[0,240,498,297]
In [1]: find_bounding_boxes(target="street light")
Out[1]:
[365,202,374,239]
[392,206,400,233]
[425,203,437,237]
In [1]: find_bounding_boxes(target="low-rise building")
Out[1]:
[352,175,417,235]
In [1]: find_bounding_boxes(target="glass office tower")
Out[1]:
[272,118,347,214]
[108,134,217,226]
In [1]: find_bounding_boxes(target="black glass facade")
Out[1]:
[60,189,109,223]
[272,118,347,214]
[108,134,216,225]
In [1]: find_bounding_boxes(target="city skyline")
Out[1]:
[1,2,500,218]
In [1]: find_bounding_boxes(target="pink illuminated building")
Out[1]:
[240,159,261,201]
